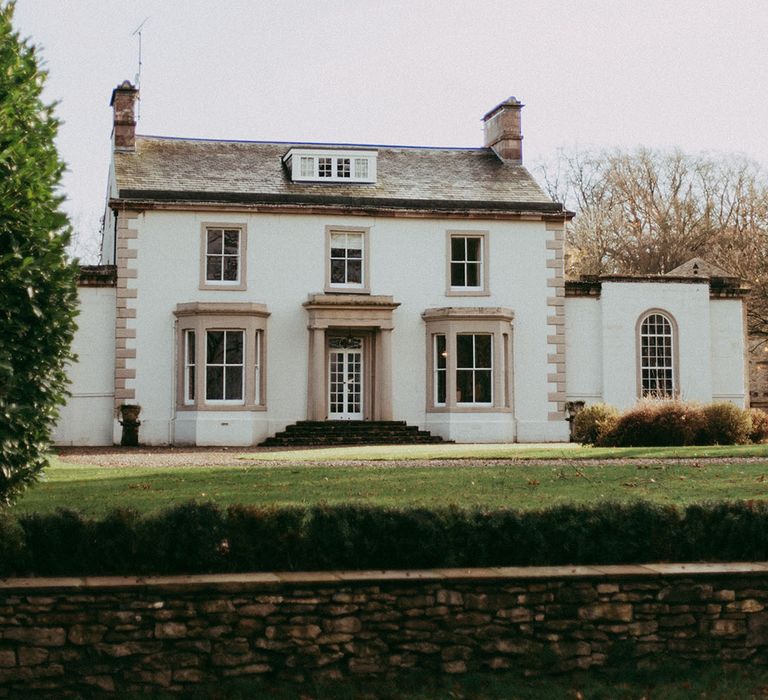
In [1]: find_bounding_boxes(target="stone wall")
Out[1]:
[3,563,768,695]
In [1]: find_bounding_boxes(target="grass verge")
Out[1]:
[240,443,768,462]
[14,456,768,516]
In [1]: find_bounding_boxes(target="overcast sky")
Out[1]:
[13,0,768,255]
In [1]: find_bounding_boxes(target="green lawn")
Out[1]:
[242,442,768,461]
[13,454,768,516]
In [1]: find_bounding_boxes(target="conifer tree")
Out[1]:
[0,2,78,504]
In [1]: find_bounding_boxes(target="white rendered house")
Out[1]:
[52,84,748,446]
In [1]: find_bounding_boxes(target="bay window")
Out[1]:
[423,307,513,412]
[174,302,269,410]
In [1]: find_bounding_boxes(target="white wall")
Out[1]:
[52,286,116,446]
[564,297,602,404]
[127,210,564,444]
[601,282,713,409]
[565,281,746,411]
[710,299,747,406]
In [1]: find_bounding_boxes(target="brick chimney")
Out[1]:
[482,97,524,163]
[110,80,138,152]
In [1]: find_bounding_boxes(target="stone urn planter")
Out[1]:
[118,404,141,447]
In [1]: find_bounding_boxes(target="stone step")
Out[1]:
[276,423,423,435]
[260,420,450,447]
[261,438,446,447]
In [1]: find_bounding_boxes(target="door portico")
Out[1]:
[304,294,399,421]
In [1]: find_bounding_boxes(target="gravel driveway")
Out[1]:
[54,446,768,469]
[55,446,285,468]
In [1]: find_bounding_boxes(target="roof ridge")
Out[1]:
[133,134,490,153]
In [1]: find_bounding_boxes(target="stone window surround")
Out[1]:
[445,230,490,297]
[324,225,371,294]
[304,294,399,421]
[174,302,269,411]
[635,308,680,400]
[199,222,248,291]
[423,307,514,413]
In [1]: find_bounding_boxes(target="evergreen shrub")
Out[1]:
[0,3,79,505]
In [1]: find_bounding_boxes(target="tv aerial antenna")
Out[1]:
[131,17,149,119]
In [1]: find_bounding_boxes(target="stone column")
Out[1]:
[308,327,326,420]
[378,328,393,420]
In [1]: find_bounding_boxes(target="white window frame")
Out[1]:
[199,223,247,291]
[299,156,314,178]
[204,329,245,405]
[183,329,196,405]
[446,231,490,296]
[336,157,351,178]
[329,232,364,288]
[638,311,678,399]
[456,333,493,406]
[354,157,369,179]
[434,334,447,407]
[318,156,333,178]
[254,329,263,406]
[325,226,371,294]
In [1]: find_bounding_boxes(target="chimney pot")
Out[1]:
[110,81,138,152]
[482,96,524,163]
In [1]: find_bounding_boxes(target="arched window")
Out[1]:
[639,312,676,398]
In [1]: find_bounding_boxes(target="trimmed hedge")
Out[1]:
[5,500,768,577]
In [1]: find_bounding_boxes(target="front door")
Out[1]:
[328,337,363,420]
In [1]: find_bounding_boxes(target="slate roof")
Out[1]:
[566,258,748,298]
[665,258,736,279]
[112,136,565,215]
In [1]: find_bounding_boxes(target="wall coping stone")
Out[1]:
[3,562,768,592]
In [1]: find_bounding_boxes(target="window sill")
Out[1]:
[176,404,267,412]
[199,282,247,292]
[426,406,512,414]
[445,289,490,297]
[324,286,371,295]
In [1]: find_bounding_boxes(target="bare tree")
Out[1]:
[538,148,768,340]
[67,210,102,265]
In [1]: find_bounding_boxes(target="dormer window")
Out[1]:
[284,148,377,183]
